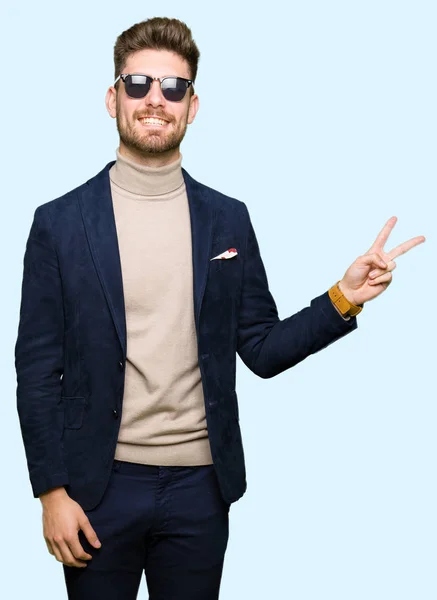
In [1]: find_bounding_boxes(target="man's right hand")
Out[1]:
[39,487,102,568]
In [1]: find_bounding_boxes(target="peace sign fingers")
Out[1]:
[367,215,426,261]
[340,215,425,306]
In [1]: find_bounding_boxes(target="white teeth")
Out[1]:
[140,117,167,125]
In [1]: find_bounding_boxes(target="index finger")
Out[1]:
[68,535,93,561]
[368,216,398,253]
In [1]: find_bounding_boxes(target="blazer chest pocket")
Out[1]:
[62,396,87,429]
[209,253,239,274]
[208,254,242,297]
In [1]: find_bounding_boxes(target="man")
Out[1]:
[14,16,425,600]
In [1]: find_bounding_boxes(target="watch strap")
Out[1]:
[328,281,363,317]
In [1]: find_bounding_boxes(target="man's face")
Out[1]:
[106,48,199,162]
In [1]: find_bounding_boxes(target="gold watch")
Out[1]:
[328,281,363,317]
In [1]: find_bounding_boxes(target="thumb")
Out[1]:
[361,253,387,269]
[79,515,102,548]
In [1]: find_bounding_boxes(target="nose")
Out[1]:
[144,79,166,107]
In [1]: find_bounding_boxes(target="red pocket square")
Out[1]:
[210,247,238,261]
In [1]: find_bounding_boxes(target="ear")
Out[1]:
[187,92,199,125]
[105,86,117,119]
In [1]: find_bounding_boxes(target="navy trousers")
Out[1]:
[63,459,230,599]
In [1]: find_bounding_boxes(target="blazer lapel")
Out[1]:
[78,160,214,357]
[182,167,214,328]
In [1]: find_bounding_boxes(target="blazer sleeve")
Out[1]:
[236,204,358,378]
[14,205,69,498]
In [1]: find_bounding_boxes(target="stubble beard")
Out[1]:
[116,112,188,155]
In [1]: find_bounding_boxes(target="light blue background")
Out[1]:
[2,1,435,598]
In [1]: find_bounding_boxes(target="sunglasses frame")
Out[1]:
[114,73,194,101]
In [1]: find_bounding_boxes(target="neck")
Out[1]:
[118,141,181,168]
[109,146,184,197]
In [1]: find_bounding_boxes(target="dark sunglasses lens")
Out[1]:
[162,77,188,102]
[124,75,150,98]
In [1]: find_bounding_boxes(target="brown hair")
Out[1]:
[113,17,200,96]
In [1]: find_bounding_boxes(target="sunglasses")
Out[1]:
[114,73,194,102]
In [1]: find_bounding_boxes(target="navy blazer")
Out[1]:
[15,160,358,510]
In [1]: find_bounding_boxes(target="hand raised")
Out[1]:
[339,216,425,306]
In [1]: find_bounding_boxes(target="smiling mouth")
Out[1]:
[138,117,169,127]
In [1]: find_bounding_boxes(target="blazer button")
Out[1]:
[118,361,124,370]
[112,409,119,418]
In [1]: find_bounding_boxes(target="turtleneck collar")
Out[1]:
[109,147,184,197]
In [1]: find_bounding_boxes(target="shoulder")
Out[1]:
[182,167,249,217]
[31,161,115,219]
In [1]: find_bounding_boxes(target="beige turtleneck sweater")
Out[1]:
[109,148,213,466]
